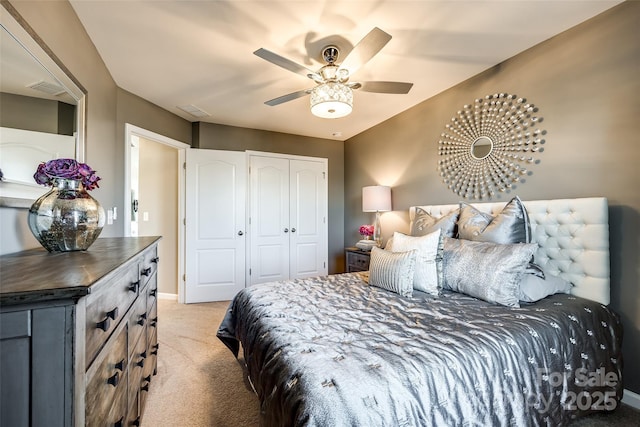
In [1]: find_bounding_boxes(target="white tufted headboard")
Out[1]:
[409,197,610,305]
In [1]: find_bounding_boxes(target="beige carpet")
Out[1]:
[142,299,640,427]
[141,299,260,427]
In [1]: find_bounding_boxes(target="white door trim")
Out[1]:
[124,124,190,303]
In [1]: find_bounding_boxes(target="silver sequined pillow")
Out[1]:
[457,196,531,244]
[369,247,417,297]
[443,237,537,307]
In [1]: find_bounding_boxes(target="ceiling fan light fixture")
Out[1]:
[310,82,353,119]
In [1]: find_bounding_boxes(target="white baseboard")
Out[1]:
[158,292,178,301]
[623,388,640,410]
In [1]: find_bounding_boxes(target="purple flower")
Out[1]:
[33,158,101,191]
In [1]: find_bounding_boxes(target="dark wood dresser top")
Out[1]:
[0,236,161,305]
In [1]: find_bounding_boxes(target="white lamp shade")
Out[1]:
[362,185,391,212]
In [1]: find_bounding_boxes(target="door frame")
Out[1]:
[124,124,189,302]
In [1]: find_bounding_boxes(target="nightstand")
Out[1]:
[345,247,371,272]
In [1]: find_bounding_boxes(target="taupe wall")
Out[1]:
[195,122,345,274]
[345,1,640,393]
[0,93,75,135]
[138,137,179,296]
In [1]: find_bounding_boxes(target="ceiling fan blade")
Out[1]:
[265,89,312,106]
[358,81,413,94]
[340,27,392,75]
[254,48,316,78]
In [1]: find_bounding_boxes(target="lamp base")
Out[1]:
[355,239,378,251]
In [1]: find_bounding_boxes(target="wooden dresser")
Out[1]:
[0,237,161,427]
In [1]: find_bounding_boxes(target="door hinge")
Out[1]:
[183,218,186,226]
[183,162,186,170]
[249,268,251,275]
[183,274,186,282]
[323,172,326,179]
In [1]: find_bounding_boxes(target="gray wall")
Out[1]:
[195,122,345,274]
[0,93,75,135]
[345,1,640,394]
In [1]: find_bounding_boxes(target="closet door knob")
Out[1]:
[291,228,296,233]
[284,228,289,233]
[237,230,244,236]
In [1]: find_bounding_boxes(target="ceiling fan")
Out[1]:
[254,27,413,119]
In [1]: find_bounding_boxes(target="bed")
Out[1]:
[217,197,623,426]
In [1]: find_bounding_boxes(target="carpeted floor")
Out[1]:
[141,299,640,426]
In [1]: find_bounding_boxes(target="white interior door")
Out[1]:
[249,155,290,285]
[185,149,246,302]
[289,159,327,279]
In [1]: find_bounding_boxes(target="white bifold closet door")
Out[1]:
[249,153,328,286]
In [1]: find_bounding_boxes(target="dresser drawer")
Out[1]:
[126,329,148,425]
[85,321,128,427]
[128,294,148,355]
[85,263,140,369]
[139,246,159,290]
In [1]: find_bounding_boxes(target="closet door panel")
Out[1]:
[289,160,327,279]
[249,156,290,285]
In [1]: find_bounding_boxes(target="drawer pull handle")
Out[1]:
[141,267,152,277]
[107,372,119,387]
[151,257,160,263]
[137,313,147,326]
[151,343,160,356]
[150,288,157,297]
[141,382,150,392]
[128,281,140,293]
[114,358,125,372]
[150,317,158,328]
[114,417,124,427]
[131,417,141,427]
[96,317,111,332]
[135,351,147,367]
[107,307,119,320]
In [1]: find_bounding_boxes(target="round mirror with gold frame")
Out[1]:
[437,93,545,200]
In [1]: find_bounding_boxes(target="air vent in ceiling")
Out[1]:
[27,80,66,96]
[177,104,210,118]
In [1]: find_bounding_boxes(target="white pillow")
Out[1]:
[369,247,417,297]
[389,230,442,295]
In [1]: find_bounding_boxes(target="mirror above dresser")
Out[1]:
[0,2,86,208]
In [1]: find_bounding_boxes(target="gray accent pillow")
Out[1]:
[411,207,459,237]
[368,247,417,297]
[519,271,573,302]
[443,237,537,307]
[389,230,443,295]
[457,196,531,244]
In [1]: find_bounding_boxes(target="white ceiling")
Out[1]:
[69,0,621,141]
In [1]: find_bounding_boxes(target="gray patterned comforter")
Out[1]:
[217,272,623,427]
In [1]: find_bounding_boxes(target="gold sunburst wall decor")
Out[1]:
[437,93,546,200]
